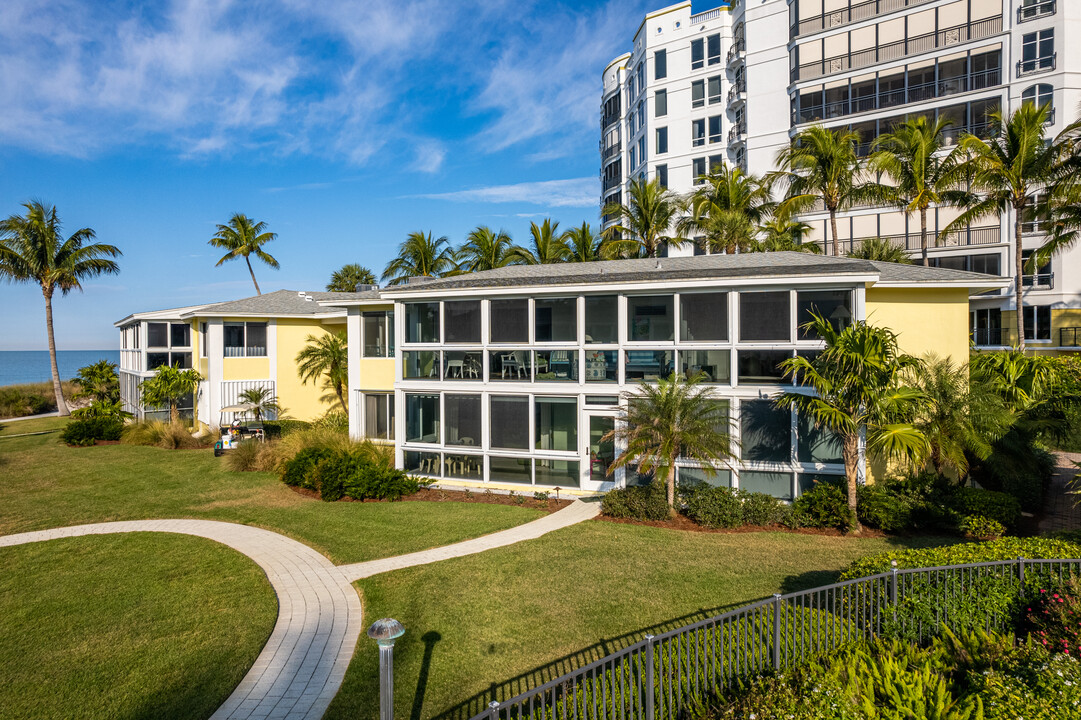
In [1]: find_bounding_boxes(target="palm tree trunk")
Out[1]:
[920,206,929,267]
[664,464,676,515]
[842,433,861,532]
[1014,207,1026,352]
[245,256,262,295]
[170,402,180,425]
[336,384,348,413]
[829,210,840,257]
[42,287,69,417]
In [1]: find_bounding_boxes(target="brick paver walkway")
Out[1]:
[1039,452,1081,534]
[0,500,599,718]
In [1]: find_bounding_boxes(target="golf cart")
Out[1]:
[214,403,266,456]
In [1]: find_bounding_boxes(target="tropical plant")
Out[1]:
[326,263,376,292]
[70,399,131,421]
[237,386,281,422]
[774,125,870,257]
[515,219,570,264]
[381,231,454,285]
[564,222,606,262]
[459,226,521,271]
[778,315,928,527]
[601,177,686,258]
[139,365,202,425]
[757,217,821,253]
[867,116,967,266]
[846,236,913,264]
[208,213,279,295]
[73,359,120,403]
[0,201,121,416]
[944,104,1081,350]
[296,331,348,411]
[603,374,736,512]
[677,163,774,254]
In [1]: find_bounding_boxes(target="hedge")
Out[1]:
[60,417,124,446]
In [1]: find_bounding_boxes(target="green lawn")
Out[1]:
[0,533,277,720]
[0,418,543,564]
[327,522,947,720]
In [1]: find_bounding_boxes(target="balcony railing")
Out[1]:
[791,0,935,38]
[794,15,1003,82]
[602,175,622,193]
[815,226,1001,253]
[726,39,745,67]
[973,327,1010,346]
[1017,53,1056,77]
[728,121,747,144]
[1017,0,1055,23]
[1022,272,1054,289]
[727,82,746,106]
[601,113,620,130]
[1061,327,1081,348]
[690,8,723,23]
[601,142,622,161]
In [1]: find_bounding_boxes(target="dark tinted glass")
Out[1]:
[680,292,728,341]
[444,301,481,343]
[491,299,528,342]
[739,291,790,341]
[740,399,790,463]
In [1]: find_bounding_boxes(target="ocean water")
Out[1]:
[0,350,121,386]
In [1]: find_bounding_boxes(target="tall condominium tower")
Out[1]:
[601,0,1081,352]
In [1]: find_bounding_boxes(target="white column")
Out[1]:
[208,320,224,426]
[346,309,363,440]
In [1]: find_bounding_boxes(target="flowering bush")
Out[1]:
[1021,576,1081,657]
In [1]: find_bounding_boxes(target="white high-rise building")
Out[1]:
[601,0,1081,352]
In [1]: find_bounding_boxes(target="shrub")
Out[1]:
[280,447,332,490]
[959,515,1006,540]
[680,484,743,528]
[1020,576,1081,656]
[261,419,312,439]
[794,481,856,532]
[739,491,785,526]
[0,382,72,418]
[313,410,349,431]
[60,417,123,446]
[120,420,210,449]
[950,486,1021,529]
[969,429,1054,512]
[857,481,915,531]
[224,440,262,472]
[257,428,360,473]
[601,482,669,521]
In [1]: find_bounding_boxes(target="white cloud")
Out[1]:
[414,177,598,208]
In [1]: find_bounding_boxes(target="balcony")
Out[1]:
[727,122,747,146]
[791,0,935,38]
[793,15,1003,82]
[1022,272,1054,290]
[602,175,622,193]
[973,327,1011,347]
[1061,327,1081,348]
[601,142,622,162]
[601,113,620,130]
[690,7,724,23]
[1017,53,1056,77]
[1017,0,1056,23]
[728,82,747,107]
[726,39,745,68]
[814,226,1001,253]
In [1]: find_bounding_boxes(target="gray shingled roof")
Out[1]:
[380,252,1001,292]
[182,289,357,317]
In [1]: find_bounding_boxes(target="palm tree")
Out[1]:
[757,217,821,253]
[774,125,869,257]
[846,237,912,264]
[778,315,928,527]
[564,222,606,262]
[296,331,348,411]
[867,116,967,266]
[139,366,202,425]
[381,231,453,285]
[603,374,737,512]
[944,104,1081,350]
[0,201,121,416]
[208,213,279,295]
[73,360,120,403]
[326,263,376,292]
[516,219,571,264]
[238,386,281,422]
[677,164,774,254]
[601,178,686,258]
[459,226,521,271]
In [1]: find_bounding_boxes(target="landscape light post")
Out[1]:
[368,618,406,720]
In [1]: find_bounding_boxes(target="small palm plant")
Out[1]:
[73,360,121,403]
[208,213,279,295]
[139,366,202,425]
[237,386,281,422]
[778,315,928,528]
[296,332,348,411]
[603,374,737,512]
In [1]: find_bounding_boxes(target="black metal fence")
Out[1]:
[473,557,1081,720]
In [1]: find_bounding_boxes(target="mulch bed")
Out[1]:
[597,513,887,538]
[287,486,573,513]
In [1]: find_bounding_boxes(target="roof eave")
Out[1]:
[178,310,349,320]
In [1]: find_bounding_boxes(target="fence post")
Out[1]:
[487,701,499,720]
[773,594,782,671]
[1018,556,1026,599]
[644,635,655,720]
[890,562,899,625]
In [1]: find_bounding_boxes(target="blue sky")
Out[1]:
[0,0,719,350]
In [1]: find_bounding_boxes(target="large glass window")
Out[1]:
[678,466,732,488]
[224,323,245,357]
[691,80,705,109]
[170,323,190,347]
[740,400,791,463]
[223,322,267,357]
[363,312,393,357]
[739,291,790,341]
[445,453,483,480]
[535,350,579,382]
[405,302,439,343]
[691,38,704,69]
[535,397,577,452]
[627,295,674,341]
[148,323,168,348]
[444,301,481,343]
[489,351,532,381]
[490,456,532,484]
[405,394,440,444]
[1020,29,1055,74]
[584,350,618,383]
[443,350,482,380]
[403,350,439,379]
[363,393,394,440]
[585,295,618,343]
[625,350,673,381]
[490,395,529,450]
[706,34,720,65]
[490,299,529,343]
[147,352,169,370]
[680,350,730,383]
[444,394,481,447]
[740,471,793,500]
[737,349,790,384]
[403,450,440,476]
[680,292,728,341]
[535,459,580,488]
[796,290,851,339]
[535,298,577,342]
[797,413,843,464]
